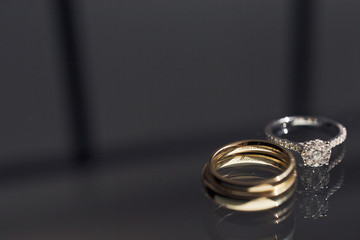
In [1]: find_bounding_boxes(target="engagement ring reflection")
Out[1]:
[296,146,345,219]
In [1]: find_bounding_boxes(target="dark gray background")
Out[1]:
[0,0,359,239]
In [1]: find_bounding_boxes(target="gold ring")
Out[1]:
[201,140,297,211]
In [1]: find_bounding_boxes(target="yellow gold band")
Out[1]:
[201,140,297,211]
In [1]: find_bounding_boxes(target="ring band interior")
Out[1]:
[213,146,289,183]
[269,116,340,139]
[210,141,294,186]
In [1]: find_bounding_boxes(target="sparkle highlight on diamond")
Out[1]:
[301,139,331,167]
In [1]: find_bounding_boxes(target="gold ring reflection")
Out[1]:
[201,140,297,211]
[207,196,296,240]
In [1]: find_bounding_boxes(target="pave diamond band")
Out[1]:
[265,116,347,167]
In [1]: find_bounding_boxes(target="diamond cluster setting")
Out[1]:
[301,139,331,167]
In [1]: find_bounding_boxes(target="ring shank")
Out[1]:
[265,116,347,152]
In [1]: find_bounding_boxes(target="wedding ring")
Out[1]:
[201,140,297,211]
[265,116,347,167]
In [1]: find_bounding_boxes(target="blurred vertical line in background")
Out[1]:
[289,0,315,114]
[54,0,91,164]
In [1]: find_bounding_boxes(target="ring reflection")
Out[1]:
[203,195,295,240]
[296,145,345,219]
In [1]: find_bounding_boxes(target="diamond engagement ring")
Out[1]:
[265,116,347,167]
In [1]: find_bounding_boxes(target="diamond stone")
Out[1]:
[312,151,322,161]
[301,139,331,167]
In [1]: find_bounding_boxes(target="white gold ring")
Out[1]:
[265,116,347,167]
